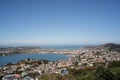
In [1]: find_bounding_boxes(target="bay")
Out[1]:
[0,53,69,67]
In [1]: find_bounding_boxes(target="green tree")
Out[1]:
[115,71,120,80]
[93,66,115,80]
[108,61,120,68]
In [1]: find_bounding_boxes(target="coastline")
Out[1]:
[0,53,70,67]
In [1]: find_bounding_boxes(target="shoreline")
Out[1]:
[0,53,71,67]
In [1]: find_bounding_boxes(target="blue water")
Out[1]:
[0,45,86,67]
[41,45,85,50]
[0,53,69,66]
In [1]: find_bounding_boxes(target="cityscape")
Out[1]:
[0,43,120,80]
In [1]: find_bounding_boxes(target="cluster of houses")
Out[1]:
[0,58,69,80]
[0,47,120,80]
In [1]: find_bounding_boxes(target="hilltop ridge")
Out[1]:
[83,43,120,52]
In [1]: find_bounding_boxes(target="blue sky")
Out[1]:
[0,0,120,45]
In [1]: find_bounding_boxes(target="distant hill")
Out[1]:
[85,43,120,52]
[99,43,120,52]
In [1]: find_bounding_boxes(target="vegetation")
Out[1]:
[39,74,68,80]
[108,61,120,68]
[93,66,115,80]
[38,61,120,80]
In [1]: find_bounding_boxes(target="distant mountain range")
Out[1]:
[84,43,120,52]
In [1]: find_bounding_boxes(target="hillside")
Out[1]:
[82,43,120,54]
[97,43,120,52]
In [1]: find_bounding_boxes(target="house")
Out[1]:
[23,76,34,80]
[2,74,20,80]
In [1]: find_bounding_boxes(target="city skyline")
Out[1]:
[0,0,120,46]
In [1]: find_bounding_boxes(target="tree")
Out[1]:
[108,61,120,68]
[93,66,115,80]
[115,71,120,80]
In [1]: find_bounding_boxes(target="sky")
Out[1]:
[0,0,120,46]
